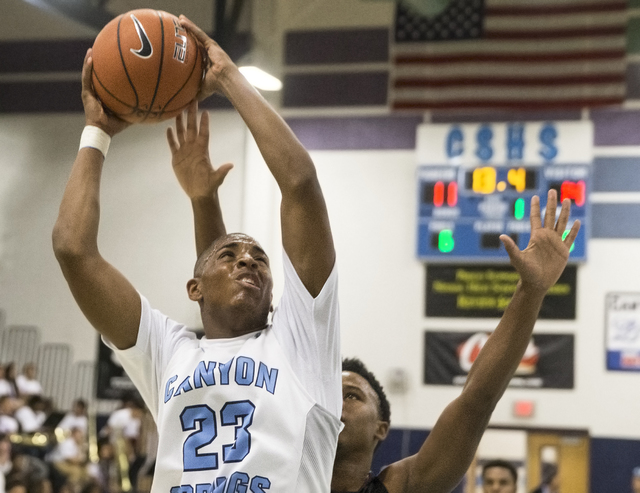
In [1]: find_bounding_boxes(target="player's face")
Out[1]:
[483,467,517,493]
[198,234,273,317]
[338,371,388,453]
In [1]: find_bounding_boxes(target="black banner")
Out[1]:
[424,331,574,389]
[95,337,138,400]
[426,264,577,319]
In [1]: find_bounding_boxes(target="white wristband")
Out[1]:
[79,125,111,158]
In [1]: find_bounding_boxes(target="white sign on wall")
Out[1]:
[606,293,640,372]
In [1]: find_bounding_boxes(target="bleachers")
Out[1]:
[0,316,102,411]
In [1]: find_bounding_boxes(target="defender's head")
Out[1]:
[338,358,391,455]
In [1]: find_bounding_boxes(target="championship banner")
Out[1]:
[424,331,574,389]
[426,263,577,319]
[95,337,138,399]
[606,293,640,372]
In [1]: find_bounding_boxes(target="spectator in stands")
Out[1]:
[101,397,143,452]
[632,466,640,493]
[0,366,17,399]
[16,364,42,398]
[86,439,117,493]
[101,397,144,493]
[46,427,88,493]
[482,460,518,493]
[0,434,12,487]
[0,398,18,435]
[530,464,559,493]
[3,477,26,493]
[57,401,87,435]
[14,396,48,434]
[0,367,13,398]
[10,453,52,493]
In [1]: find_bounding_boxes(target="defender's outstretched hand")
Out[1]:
[179,15,237,100]
[166,100,233,199]
[500,190,580,293]
[81,49,130,137]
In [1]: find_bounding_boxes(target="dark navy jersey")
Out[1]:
[332,476,389,493]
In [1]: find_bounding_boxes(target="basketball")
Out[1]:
[91,9,204,123]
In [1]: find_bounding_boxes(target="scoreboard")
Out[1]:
[416,122,591,262]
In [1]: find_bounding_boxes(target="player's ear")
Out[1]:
[375,420,390,442]
[187,278,202,302]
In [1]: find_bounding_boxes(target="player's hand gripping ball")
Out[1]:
[91,9,203,123]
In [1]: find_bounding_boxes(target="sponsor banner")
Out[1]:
[605,293,640,371]
[95,337,137,400]
[426,263,577,319]
[424,331,574,389]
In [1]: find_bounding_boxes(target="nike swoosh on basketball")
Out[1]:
[130,14,153,59]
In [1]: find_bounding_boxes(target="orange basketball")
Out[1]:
[91,9,203,123]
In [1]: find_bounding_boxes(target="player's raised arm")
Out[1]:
[180,16,335,297]
[380,190,580,493]
[52,49,140,350]
[166,100,233,257]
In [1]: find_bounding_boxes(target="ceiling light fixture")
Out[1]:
[238,66,283,91]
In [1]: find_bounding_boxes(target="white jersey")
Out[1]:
[106,253,342,493]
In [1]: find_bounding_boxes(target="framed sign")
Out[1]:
[426,264,577,319]
[424,331,575,389]
[605,293,640,371]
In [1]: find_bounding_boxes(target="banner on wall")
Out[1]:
[424,331,574,389]
[426,263,577,319]
[95,337,137,400]
[606,293,640,372]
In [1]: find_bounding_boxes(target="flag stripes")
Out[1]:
[391,0,628,110]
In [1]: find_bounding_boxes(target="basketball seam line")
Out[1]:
[142,10,165,123]
[117,14,140,111]
[161,32,202,113]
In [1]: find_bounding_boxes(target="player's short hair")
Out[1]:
[342,357,390,423]
[193,233,263,277]
[482,460,518,483]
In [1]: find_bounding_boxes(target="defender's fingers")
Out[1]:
[166,127,178,155]
[555,198,571,233]
[500,234,521,263]
[199,110,210,140]
[216,163,234,183]
[563,219,581,247]
[186,100,198,138]
[544,189,557,229]
[529,195,542,230]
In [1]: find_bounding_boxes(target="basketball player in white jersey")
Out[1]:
[53,18,342,493]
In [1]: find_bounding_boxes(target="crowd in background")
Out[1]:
[0,362,155,493]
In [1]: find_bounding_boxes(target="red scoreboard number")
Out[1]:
[422,181,458,207]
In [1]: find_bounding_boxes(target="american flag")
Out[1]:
[390,0,627,111]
